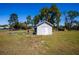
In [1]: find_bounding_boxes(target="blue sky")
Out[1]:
[0,3,79,25]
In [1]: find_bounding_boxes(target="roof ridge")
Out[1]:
[36,20,53,27]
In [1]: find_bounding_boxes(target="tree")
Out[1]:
[49,4,61,30]
[40,7,49,21]
[65,10,79,30]
[26,16,33,27]
[8,13,19,29]
[33,15,40,25]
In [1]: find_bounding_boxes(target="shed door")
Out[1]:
[43,27,48,35]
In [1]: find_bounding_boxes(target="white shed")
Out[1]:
[36,21,53,35]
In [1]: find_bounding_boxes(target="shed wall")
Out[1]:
[37,23,52,35]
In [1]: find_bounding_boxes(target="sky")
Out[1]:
[0,3,79,25]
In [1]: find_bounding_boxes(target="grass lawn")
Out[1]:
[0,30,79,55]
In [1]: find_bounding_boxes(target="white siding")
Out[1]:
[37,23,52,35]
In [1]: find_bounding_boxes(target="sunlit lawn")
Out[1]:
[0,30,79,55]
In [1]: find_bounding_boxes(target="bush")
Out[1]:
[58,26,65,31]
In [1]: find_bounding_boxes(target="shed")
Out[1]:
[36,20,53,35]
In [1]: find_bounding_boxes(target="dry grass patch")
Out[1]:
[0,30,79,54]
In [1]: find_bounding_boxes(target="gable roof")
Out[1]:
[36,20,53,27]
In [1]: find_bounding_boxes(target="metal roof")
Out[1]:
[36,20,53,27]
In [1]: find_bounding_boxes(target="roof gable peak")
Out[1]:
[36,20,53,27]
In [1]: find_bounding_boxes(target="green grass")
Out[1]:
[0,30,79,55]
